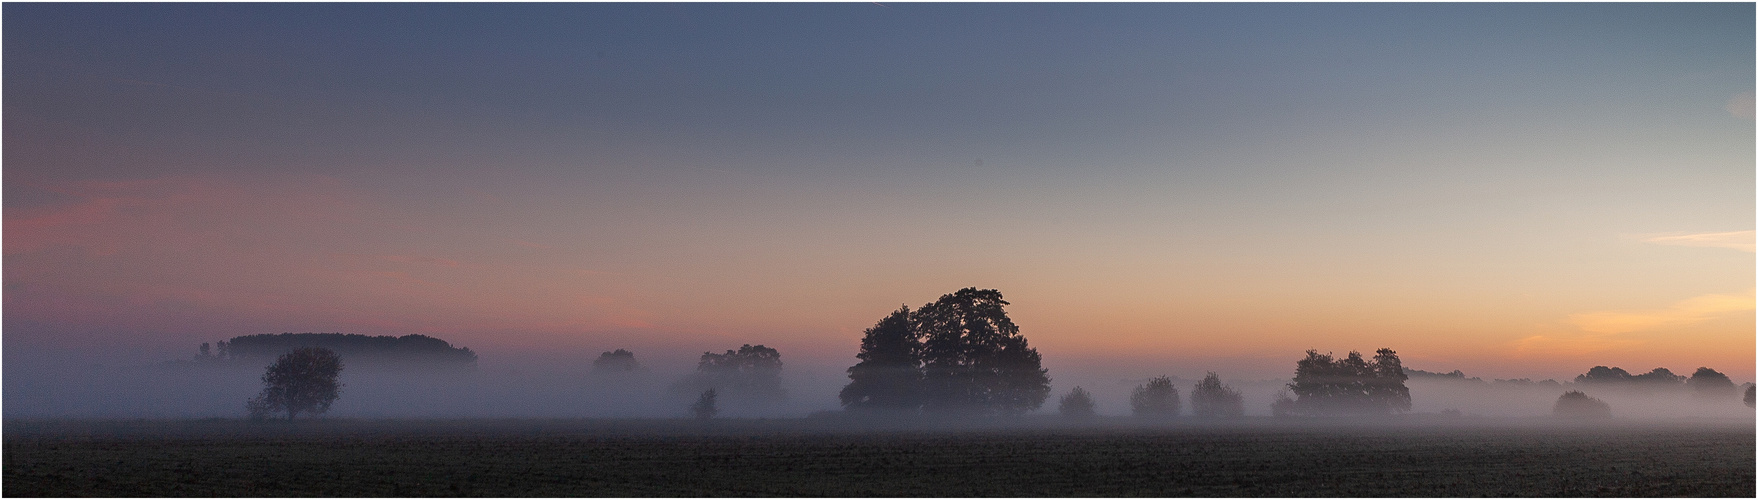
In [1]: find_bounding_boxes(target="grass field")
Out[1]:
[5,417,1752,497]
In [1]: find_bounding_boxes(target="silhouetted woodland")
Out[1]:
[841,288,1051,415]
[1404,368,1565,389]
[1568,366,1748,402]
[1575,366,1685,386]
[200,333,476,369]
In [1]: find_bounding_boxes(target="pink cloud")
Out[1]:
[3,174,698,350]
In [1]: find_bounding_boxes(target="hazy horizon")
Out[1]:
[5,3,1753,419]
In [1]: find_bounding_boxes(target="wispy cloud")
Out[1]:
[1510,332,1645,358]
[1635,230,1754,252]
[1566,289,1755,335]
[1511,289,1755,357]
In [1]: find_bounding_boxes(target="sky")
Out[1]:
[5,3,1754,387]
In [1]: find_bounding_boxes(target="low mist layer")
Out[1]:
[7,350,1751,422]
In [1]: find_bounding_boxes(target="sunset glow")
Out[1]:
[5,3,1752,389]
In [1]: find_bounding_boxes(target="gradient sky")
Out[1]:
[6,3,1753,381]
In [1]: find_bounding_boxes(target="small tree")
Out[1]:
[1058,386,1096,419]
[1553,391,1611,419]
[592,349,642,374]
[691,389,719,420]
[1130,376,1181,418]
[246,347,343,420]
[1190,372,1244,419]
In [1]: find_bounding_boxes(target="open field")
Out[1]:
[5,417,1753,497]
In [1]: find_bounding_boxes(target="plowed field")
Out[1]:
[5,419,1752,496]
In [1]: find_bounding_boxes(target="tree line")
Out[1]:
[223,287,1753,420]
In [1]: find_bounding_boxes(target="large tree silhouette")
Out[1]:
[914,288,1050,414]
[246,347,343,420]
[1685,367,1737,398]
[840,307,922,410]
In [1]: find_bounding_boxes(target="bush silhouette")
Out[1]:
[1552,391,1611,419]
[1190,372,1244,419]
[1058,386,1096,419]
[1130,376,1180,418]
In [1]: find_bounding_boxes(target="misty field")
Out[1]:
[5,418,1752,497]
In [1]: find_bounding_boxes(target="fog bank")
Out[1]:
[7,348,1752,421]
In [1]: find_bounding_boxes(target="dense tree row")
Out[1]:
[1277,348,1410,416]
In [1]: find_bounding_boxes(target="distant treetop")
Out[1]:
[219,333,477,369]
[1405,368,1484,383]
[593,349,643,373]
